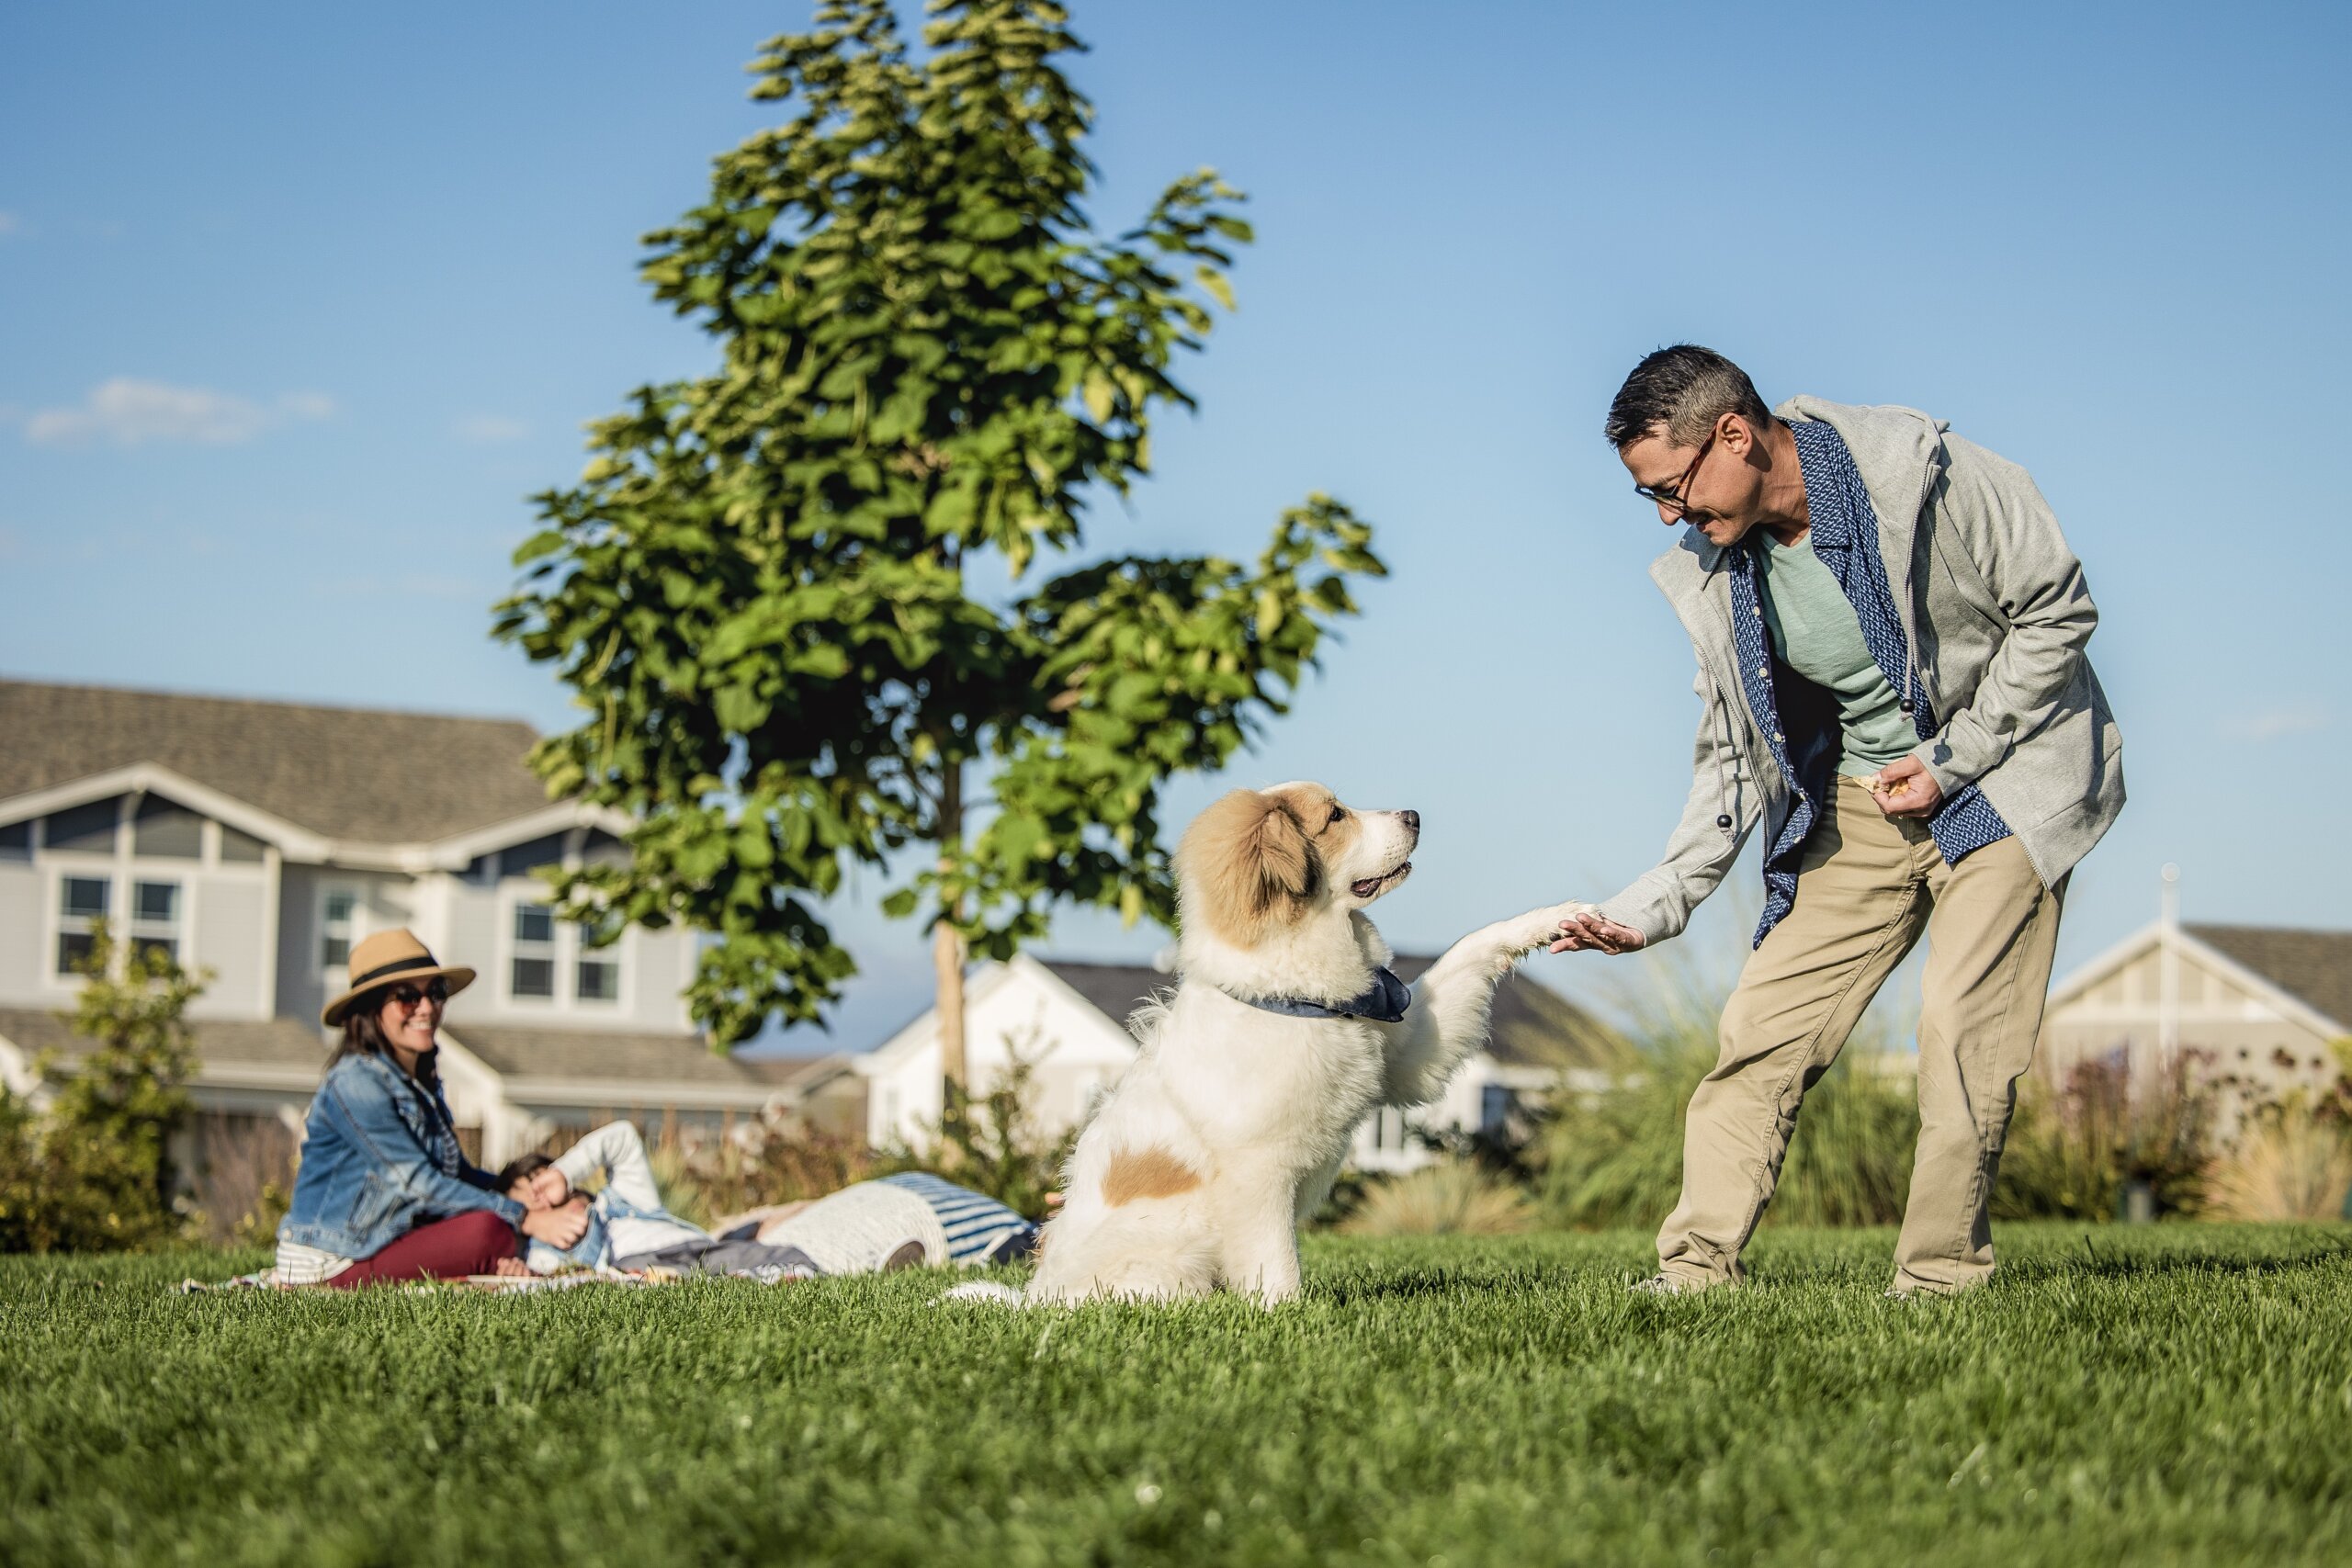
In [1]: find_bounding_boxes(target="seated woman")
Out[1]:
[500,1121,819,1277]
[276,930,586,1287]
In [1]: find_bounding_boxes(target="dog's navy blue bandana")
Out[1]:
[1221,966,1412,1023]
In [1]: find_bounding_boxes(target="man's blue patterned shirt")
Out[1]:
[1726,419,2011,945]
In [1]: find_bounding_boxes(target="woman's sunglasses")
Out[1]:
[385,979,450,1011]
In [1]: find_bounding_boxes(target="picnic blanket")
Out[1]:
[178,1261,813,1295]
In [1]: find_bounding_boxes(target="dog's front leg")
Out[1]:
[1381,901,1595,1107]
[1213,1168,1305,1306]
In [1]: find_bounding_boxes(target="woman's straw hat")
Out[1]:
[321,928,477,1027]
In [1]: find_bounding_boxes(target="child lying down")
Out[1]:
[499,1122,1038,1278]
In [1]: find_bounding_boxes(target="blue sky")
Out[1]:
[4,2,2346,1052]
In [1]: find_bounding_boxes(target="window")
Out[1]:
[44,796,122,855]
[132,796,203,859]
[575,952,619,1002]
[57,875,109,976]
[130,881,181,964]
[0,820,28,861]
[580,829,631,869]
[220,824,268,863]
[511,903,557,998]
[499,834,567,882]
[321,889,357,972]
[1480,1083,1516,1135]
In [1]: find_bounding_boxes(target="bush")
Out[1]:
[2205,1095,2352,1221]
[650,1118,901,1232]
[1341,1161,1533,1237]
[1531,978,1918,1232]
[1995,1052,2220,1222]
[0,922,209,1253]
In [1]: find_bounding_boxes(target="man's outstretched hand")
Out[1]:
[1549,909,1646,955]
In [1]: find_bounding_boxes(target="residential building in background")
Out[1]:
[2040,910,2350,1114]
[0,679,821,1166]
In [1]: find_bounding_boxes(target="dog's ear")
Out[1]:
[1179,788,1323,944]
[1248,798,1317,913]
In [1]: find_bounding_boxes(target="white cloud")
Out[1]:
[454,414,530,445]
[2222,705,2328,742]
[23,378,336,446]
[0,211,19,238]
[277,389,338,421]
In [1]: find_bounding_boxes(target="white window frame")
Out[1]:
[493,830,628,1012]
[318,881,366,991]
[504,895,561,1005]
[40,797,126,992]
[127,875,185,967]
[52,869,115,980]
[572,931,623,1008]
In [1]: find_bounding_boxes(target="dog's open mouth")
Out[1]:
[1350,862,1410,898]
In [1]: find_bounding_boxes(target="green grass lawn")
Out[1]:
[5,1224,2349,1568]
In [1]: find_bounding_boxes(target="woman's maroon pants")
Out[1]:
[325,1209,519,1289]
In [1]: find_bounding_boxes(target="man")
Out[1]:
[500,1122,820,1278]
[1554,345,2122,1296]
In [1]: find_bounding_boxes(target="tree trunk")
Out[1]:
[934,760,967,1150]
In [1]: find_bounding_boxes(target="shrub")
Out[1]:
[2205,1096,2352,1221]
[1341,1161,1533,1237]
[0,922,209,1253]
[1531,974,1917,1232]
[1995,1052,2219,1222]
[650,1118,900,1232]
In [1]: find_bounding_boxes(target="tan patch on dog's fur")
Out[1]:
[1102,1146,1204,1207]
[1178,788,1323,947]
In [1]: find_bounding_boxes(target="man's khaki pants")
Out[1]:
[1657,774,2067,1295]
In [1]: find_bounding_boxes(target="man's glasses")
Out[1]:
[1632,431,1716,516]
[386,979,450,1011]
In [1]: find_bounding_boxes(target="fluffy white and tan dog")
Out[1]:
[956,782,1589,1308]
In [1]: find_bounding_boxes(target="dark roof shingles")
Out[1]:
[445,1025,780,1089]
[0,679,553,844]
[0,1009,328,1070]
[2186,924,2352,1032]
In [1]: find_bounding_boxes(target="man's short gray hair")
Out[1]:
[1604,344,1771,451]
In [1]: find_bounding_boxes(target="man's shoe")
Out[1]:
[1628,1273,1690,1297]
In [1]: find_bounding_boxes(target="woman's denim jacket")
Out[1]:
[277,1051,524,1258]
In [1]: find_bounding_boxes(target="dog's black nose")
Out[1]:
[1400,809,1419,833]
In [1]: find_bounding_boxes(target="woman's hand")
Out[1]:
[521,1199,589,1250]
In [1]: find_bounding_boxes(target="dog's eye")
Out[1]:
[1326,805,1345,826]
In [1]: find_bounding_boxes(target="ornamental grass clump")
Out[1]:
[1341,1160,1534,1237]
[2204,1095,2352,1221]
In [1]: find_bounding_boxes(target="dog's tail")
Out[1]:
[938,1280,1028,1308]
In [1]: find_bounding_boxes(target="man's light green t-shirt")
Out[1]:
[1755,531,1916,776]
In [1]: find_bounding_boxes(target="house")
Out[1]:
[853,951,1627,1172]
[0,678,832,1167]
[2040,912,2351,1116]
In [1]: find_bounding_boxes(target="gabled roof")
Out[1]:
[0,1008,328,1074]
[442,1025,782,1088]
[2184,924,2352,1033]
[1035,954,1628,1070]
[0,679,553,845]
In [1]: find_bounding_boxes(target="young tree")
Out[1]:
[0,920,206,1253]
[494,1,1385,1116]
